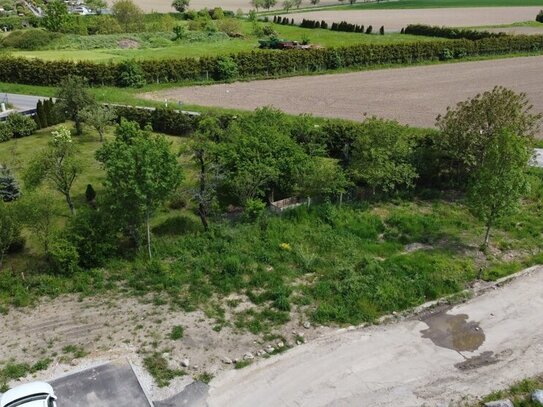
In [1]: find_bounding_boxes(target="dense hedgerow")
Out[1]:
[404,24,507,40]
[1,35,541,87]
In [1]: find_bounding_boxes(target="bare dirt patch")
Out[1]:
[0,293,327,400]
[284,7,543,32]
[143,56,543,136]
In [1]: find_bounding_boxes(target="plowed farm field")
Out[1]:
[282,7,542,31]
[142,56,543,134]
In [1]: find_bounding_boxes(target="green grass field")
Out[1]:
[7,22,438,62]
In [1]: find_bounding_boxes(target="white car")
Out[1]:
[0,382,57,407]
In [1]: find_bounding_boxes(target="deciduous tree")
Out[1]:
[350,118,418,194]
[467,129,531,249]
[55,75,95,135]
[172,0,190,12]
[79,105,116,142]
[24,126,82,215]
[96,119,183,259]
[437,86,541,184]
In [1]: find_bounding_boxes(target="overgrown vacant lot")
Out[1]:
[5,22,434,62]
[1,125,543,329]
[283,7,543,32]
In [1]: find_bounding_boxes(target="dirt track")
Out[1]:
[143,55,543,133]
[206,266,543,407]
[284,7,543,31]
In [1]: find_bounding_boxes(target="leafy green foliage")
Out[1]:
[436,86,541,184]
[96,119,183,257]
[24,127,82,215]
[0,201,21,269]
[47,237,79,276]
[468,130,532,248]
[349,118,419,194]
[43,0,70,32]
[2,36,543,86]
[55,75,95,135]
[171,0,190,12]
[5,113,37,139]
[117,60,146,88]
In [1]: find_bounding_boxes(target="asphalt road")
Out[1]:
[51,361,152,407]
[0,93,47,117]
[206,267,543,407]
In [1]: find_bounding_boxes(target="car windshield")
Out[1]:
[4,393,48,407]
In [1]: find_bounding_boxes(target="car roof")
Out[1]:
[0,382,54,407]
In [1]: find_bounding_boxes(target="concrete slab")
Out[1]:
[51,360,152,407]
[154,381,209,407]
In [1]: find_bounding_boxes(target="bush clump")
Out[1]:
[1,29,60,50]
[5,113,37,138]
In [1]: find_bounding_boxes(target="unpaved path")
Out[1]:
[206,266,543,407]
[143,55,543,134]
[284,7,543,31]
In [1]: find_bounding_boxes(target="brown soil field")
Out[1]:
[107,0,337,12]
[142,56,543,135]
[283,7,543,32]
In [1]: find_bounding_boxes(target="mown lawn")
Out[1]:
[1,126,542,332]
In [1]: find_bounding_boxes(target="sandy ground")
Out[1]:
[143,56,543,135]
[107,0,337,12]
[0,292,328,401]
[206,266,543,407]
[283,7,543,32]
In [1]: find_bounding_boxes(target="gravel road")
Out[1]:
[206,266,543,407]
[143,55,543,135]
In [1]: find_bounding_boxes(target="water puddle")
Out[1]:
[420,312,485,352]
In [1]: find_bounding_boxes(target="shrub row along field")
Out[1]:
[403,24,507,40]
[0,81,542,332]
[1,35,542,86]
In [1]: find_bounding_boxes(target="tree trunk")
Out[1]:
[65,193,76,216]
[99,129,104,142]
[483,220,492,249]
[146,211,152,260]
[198,204,209,232]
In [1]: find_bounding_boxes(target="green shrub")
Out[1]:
[66,208,118,269]
[537,10,543,23]
[1,29,60,50]
[214,56,239,81]
[244,198,266,220]
[117,60,146,88]
[47,238,80,276]
[0,122,12,142]
[5,113,37,138]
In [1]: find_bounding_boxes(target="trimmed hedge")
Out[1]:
[404,24,506,40]
[1,35,542,87]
